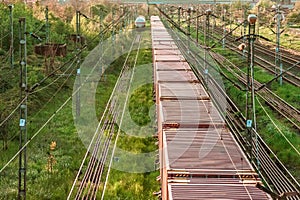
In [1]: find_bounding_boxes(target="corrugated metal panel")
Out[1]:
[155,62,191,71]
[169,183,271,200]
[154,54,185,62]
[164,129,251,171]
[156,70,199,83]
[151,15,271,200]
[152,42,178,50]
[153,49,182,55]
[158,82,209,99]
[159,101,223,125]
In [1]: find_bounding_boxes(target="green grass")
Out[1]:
[0,5,158,199]
[258,27,300,51]
[184,25,300,181]
[92,31,159,199]
[0,40,159,199]
[0,86,86,199]
[102,170,159,200]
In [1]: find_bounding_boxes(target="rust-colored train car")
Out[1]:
[151,16,271,200]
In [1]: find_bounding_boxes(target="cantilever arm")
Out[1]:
[80,12,89,19]
[210,20,246,49]
[211,14,218,18]
[155,5,189,36]
[25,32,42,42]
[188,13,205,20]
[256,35,272,42]
[235,34,272,42]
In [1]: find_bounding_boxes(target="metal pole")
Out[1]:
[204,14,207,81]
[128,7,130,27]
[229,3,232,32]
[275,5,283,85]
[212,1,216,37]
[99,8,103,75]
[204,9,211,85]
[147,0,150,18]
[18,17,27,200]
[121,5,125,31]
[222,8,226,48]
[76,11,81,117]
[243,8,247,57]
[111,7,115,56]
[187,8,191,53]
[246,14,257,164]
[76,10,80,48]
[9,4,14,68]
[45,6,49,43]
[178,6,181,28]
[251,19,259,174]
[256,5,260,41]
[196,7,199,44]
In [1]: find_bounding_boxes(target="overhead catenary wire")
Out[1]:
[0,32,10,41]
[160,12,300,197]
[30,65,77,118]
[1,8,129,122]
[0,54,80,128]
[0,97,26,128]
[101,33,142,200]
[0,93,72,174]
[0,64,77,154]
[0,23,116,173]
[67,31,138,200]
[0,5,128,156]
[29,57,77,94]
[1,7,132,192]
[256,96,300,157]
[0,48,99,174]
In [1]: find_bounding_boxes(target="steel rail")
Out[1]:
[210,51,300,131]
[210,26,300,86]
[171,19,300,130]
[67,29,139,200]
[187,19,300,86]
[100,33,142,200]
[164,20,300,199]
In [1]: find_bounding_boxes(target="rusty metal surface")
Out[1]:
[158,82,208,99]
[159,100,223,126]
[152,42,178,50]
[151,16,271,200]
[152,41,178,50]
[168,182,271,200]
[154,54,185,62]
[154,49,182,55]
[163,129,251,171]
[156,71,198,83]
[155,62,191,71]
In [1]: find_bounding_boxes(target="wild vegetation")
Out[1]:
[167,0,300,181]
[193,2,300,180]
[0,1,158,199]
[0,0,299,198]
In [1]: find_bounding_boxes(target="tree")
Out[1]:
[286,2,300,24]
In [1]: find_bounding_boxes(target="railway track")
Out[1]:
[210,26,300,87]
[210,51,300,131]
[171,16,300,130]
[162,8,300,87]
[162,18,300,199]
[254,42,300,74]
[68,33,142,199]
[152,15,272,200]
